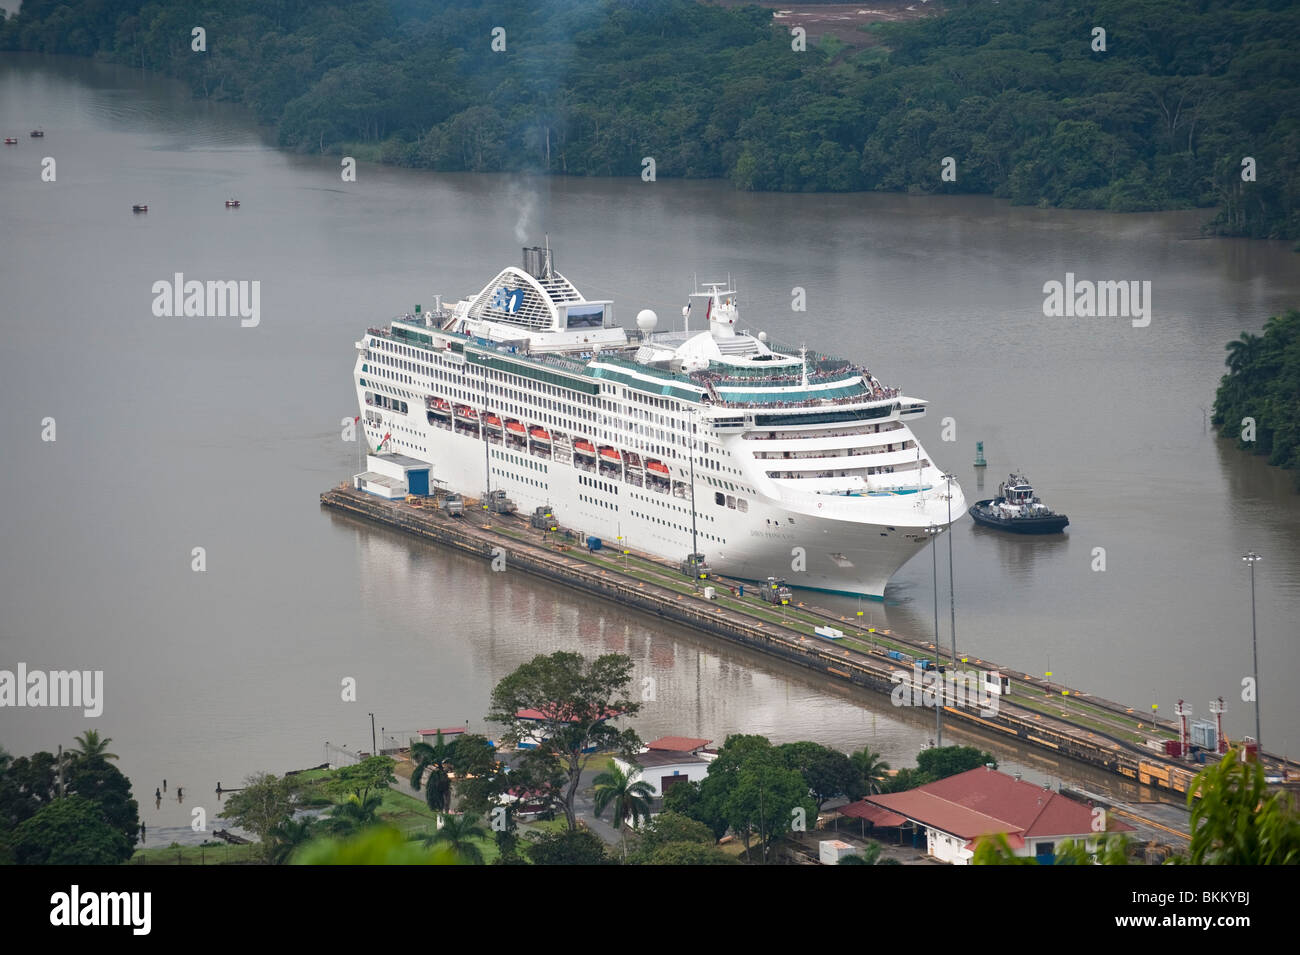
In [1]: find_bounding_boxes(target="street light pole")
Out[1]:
[928,523,942,747]
[1242,552,1262,748]
[944,473,957,668]
[369,712,377,756]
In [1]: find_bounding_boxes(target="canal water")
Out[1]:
[3,54,1298,840]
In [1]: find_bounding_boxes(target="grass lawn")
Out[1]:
[130,841,261,865]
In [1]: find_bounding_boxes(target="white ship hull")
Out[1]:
[358,406,960,598]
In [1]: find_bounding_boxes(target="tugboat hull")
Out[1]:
[969,501,1069,534]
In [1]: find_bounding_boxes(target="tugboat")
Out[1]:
[30,129,44,138]
[225,198,240,208]
[132,204,148,213]
[968,474,1069,534]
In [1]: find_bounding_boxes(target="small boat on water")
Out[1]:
[132,204,148,213]
[3,138,17,145]
[225,199,240,208]
[969,474,1069,534]
[30,129,44,138]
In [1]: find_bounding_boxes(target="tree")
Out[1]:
[629,810,716,863]
[524,828,613,866]
[325,755,395,804]
[421,812,489,865]
[0,751,58,830]
[11,795,134,865]
[778,741,865,808]
[410,732,457,813]
[725,756,818,863]
[323,792,383,838]
[70,730,117,762]
[219,773,303,861]
[487,651,641,831]
[295,826,458,865]
[915,746,995,780]
[837,842,884,865]
[850,747,891,794]
[64,756,139,850]
[879,767,936,793]
[1178,749,1300,865]
[591,763,654,859]
[648,842,738,865]
[267,816,318,865]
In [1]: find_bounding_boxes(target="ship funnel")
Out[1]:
[522,246,553,280]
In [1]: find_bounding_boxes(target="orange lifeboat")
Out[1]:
[455,405,478,419]
[529,427,551,443]
[429,398,451,414]
[483,414,502,430]
[574,439,595,456]
[505,420,526,435]
[599,447,621,463]
[647,460,670,476]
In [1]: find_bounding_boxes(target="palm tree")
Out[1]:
[1224,331,1261,374]
[419,812,488,864]
[70,730,117,762]
[323,792,382,837]
[409,732,457,813]
[592,764,654,858]
[838,842,885,865]
[268,816,317,864]
[850,747,891,795]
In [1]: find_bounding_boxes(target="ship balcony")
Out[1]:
[751,441,916,462]
[762,447,929,475]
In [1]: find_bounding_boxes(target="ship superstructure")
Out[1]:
[354,246,964,597]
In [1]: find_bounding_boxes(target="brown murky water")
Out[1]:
[3,54,1297,842]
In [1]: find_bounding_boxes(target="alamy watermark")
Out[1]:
[151,273,260,327]
[891,665,1000,717]
[1043,272,1151,328]
[0,663,103,717]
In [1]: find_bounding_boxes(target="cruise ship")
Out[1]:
[353,247,964,597]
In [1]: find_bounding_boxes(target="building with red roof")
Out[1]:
[645,736,712,754]
[859,765,1134,864]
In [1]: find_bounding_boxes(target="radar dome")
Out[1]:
[758,331,768,342]
[636,309,659,333]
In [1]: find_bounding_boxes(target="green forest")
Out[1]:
[1213,310,1300,489]
[3,0,1297,239]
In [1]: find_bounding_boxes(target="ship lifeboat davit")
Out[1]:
[529,427,551,444]
[574,439,595,457]
[647,460,670,476]
[505,420,526,435]
[483,414,502,430]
